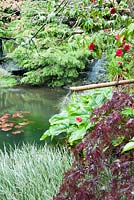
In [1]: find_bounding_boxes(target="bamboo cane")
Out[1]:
[70,79,134,91]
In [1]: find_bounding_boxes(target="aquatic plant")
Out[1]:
[0,111,30,134]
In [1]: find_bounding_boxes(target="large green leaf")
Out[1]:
[40,130,50,140]
[122,141,134,153]
[112,136,125,147]
[49,124,67,136]
[49,112,68,125]
[128,23,134,34]
[68,127,87,145]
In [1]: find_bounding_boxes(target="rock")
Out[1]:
[0,66,11,76]
[2,60,26,76]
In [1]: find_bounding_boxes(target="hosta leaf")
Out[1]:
[127,23,134,33]
[40,130,50,140]
[130,137,134,142]
[86,122,94,130]
[122,142,134,153]
[49,124,67,136]
[112,136,125,147]
[68,127,86,145]
[49,112,68,125]
[51,118,69,126]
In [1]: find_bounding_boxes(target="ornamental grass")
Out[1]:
[0,144,73,200]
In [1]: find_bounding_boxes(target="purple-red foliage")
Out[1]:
[54,90,134,200]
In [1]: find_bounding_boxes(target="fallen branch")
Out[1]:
[70,79,134,91]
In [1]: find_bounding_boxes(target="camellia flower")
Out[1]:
[123,44,130,51]
[88,43,95,51]
[118,61,123,65]
[76,116,82,123]
[110,7,116,14]
[132,103,134,109]
[116,49,123,56]
[103,29,109,32]
[115,34,120,41]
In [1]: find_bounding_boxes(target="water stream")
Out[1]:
[0,87,67,150]
[88,56,107,83]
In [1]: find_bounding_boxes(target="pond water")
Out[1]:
[0,87,67,150]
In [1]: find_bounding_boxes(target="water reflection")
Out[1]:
[0,87,67,149]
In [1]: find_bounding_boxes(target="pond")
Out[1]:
[0,87,67,150]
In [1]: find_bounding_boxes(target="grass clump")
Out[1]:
[0,144,73,200]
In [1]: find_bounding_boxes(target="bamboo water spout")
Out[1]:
[70,79,134,91]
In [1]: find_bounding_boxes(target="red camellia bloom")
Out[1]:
[103,29,109,32]
[132,103,134,109]
[115,34,120,41]
[116,49,123,56]
[118,61,123,65]
[123,44,130,51]
[110,7,116,14]
[76,116,82,123]
[88,43,95,51]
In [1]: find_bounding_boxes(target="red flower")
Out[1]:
[110,7,116,14]
[123,44,130,51]
[91,0,96,2]
[103,29,109,32]
[88,43,95,51]
[115,34,120,41]
[76,116,82,123]
[118,61,123,65]
[116,49,123,56]
[132,103,134,109]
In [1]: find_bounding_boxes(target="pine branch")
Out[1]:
[30,0,69,40]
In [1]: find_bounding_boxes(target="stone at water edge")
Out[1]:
[0,67,11,76]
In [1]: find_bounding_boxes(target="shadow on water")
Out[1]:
[0,87,67,150]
